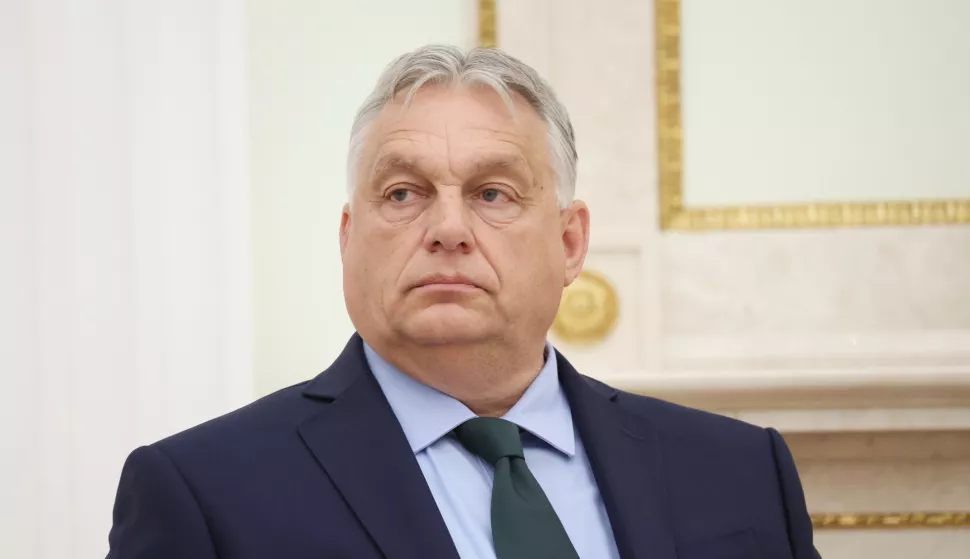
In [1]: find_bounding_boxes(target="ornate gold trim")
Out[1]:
[811,512,970,530]
[655,0,970,230]
[478,0,497,48]
[551,270,619,345]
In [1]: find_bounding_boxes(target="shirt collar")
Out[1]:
[364,342,575,457]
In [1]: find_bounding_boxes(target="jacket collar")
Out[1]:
[556,349,677,559]
[299,335,676,559]
[299,334,461,559]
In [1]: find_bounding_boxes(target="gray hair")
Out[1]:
[346,45,577,208]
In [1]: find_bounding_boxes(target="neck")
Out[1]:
[369,337,547,418]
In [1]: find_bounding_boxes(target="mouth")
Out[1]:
[409,274,483,293]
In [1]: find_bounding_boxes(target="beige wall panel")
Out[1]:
[496,1,970,555]
[494,0,970,409]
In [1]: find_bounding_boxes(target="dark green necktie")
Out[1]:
[453,417,580,559]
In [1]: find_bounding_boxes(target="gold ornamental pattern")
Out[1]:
[551,270,619,345]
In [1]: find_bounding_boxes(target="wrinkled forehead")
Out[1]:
[359,84,552,182]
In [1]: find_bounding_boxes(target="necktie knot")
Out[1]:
[453,417,524,465]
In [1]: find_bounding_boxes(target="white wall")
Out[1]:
[247,0,477,395]
[0,1,252,557]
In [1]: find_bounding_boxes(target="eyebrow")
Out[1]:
[471,155,530,175]
[470,155,537,191]
[368,152,536,186]
[370,154,425,183]
[373,153,418,175]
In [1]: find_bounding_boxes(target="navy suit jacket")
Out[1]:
[107,335,819,558]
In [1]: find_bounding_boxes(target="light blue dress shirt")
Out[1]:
[364,342,621,559]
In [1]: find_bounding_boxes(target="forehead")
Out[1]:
[364,84,549,166]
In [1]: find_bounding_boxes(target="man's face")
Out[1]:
[340,84,588,348]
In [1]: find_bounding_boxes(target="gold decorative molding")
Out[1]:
[811,512,970,530]
[551,270,619,345]
[654,0,970,230]
[478,0,496,48]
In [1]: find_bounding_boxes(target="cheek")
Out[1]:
[350,220,421,286]
[491,226,564,289]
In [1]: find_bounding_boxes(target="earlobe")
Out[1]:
[339,204,351,258]
[561,201,590,286]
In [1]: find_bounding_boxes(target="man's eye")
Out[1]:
[389,189,411,202]
[480,188,506,203]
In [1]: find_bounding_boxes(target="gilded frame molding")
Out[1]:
[478,0,970,530]
[478,0,496,48]
[655,0,970,230]
[812,512,969,530]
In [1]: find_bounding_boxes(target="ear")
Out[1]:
[560,200,590,287]
[339,203,351,260]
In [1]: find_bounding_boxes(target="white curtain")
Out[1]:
[0,1,252,557]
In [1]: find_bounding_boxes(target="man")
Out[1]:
[107,45,820,558]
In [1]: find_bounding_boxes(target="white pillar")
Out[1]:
[0,1,252,557]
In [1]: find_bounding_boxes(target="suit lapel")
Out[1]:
[557,351,678,559]
[298,335,460,559]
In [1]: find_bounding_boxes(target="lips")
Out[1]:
[409,273,482,291]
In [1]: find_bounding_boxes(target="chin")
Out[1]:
[396,305,496,346]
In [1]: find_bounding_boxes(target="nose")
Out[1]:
[424,188,474,253]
